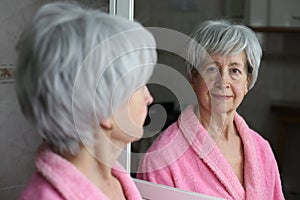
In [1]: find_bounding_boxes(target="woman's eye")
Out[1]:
[230,68,243,80]
[207,66,218,73]
[231,68,241,74]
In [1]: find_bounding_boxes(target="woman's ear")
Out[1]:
[100,118,113,130]
[244,87,248,95]
[244,78,249,95]
[190,71,198,91]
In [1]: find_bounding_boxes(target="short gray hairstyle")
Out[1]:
[186,19,262,90]
[15,2,157,155]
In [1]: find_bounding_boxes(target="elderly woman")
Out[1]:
[138,20,284,199]
[17,2,156,200]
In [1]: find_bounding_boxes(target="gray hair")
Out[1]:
[186,19,262,90]
[15,2,157,155]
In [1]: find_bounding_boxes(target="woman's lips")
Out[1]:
[211,94,232,100]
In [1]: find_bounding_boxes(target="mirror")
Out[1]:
[130,0,245,172]
[131,0,297,199]
[131,0,230,176]
[130,0,246,199]
[131,0,248,173]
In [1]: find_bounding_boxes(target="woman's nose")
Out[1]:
[144,86,153,105]
[214,71,230,88]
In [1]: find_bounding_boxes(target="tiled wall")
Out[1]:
[0,1,45,199]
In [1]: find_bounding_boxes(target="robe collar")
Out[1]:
[35,145,141,200]
[178,105,261,199]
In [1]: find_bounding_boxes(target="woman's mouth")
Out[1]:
[211,94,232,101]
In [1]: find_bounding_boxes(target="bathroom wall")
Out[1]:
[0,1,46,199]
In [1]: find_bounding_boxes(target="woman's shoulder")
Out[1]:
[235,113,271,151]
[235,113,275,158]
[235,113,269,142]
[146,120,180,153]
[146,105,196,153]
[19,172,64,200]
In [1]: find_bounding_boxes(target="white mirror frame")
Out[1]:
[109,0,134,173]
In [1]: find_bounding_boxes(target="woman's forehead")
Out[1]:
[202,52,247,66]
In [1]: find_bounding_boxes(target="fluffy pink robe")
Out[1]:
[19,145,142,200]
[138,105,285,200]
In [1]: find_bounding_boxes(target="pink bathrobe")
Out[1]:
[138,105,285,200]
[19,145,142,200]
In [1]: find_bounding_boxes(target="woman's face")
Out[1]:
[112,85,153,143]
[191,51,249,115]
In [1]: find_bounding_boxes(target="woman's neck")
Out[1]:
[63,146,112,181]
[63,129,125,183]
[197,106,237,141]
[64,146,126,200]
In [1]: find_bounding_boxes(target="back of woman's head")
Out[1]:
[15,2,157,155]
[186,19,262,90]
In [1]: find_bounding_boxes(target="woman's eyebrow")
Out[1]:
[204,61,245,67]
[229,62,244,67]
[203,61,218,66]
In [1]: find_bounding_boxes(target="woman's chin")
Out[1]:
[210,101,233,114]
[123,127,144,143]
[133,129,144,141]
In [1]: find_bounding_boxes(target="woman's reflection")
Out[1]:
[137,19,284,200]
